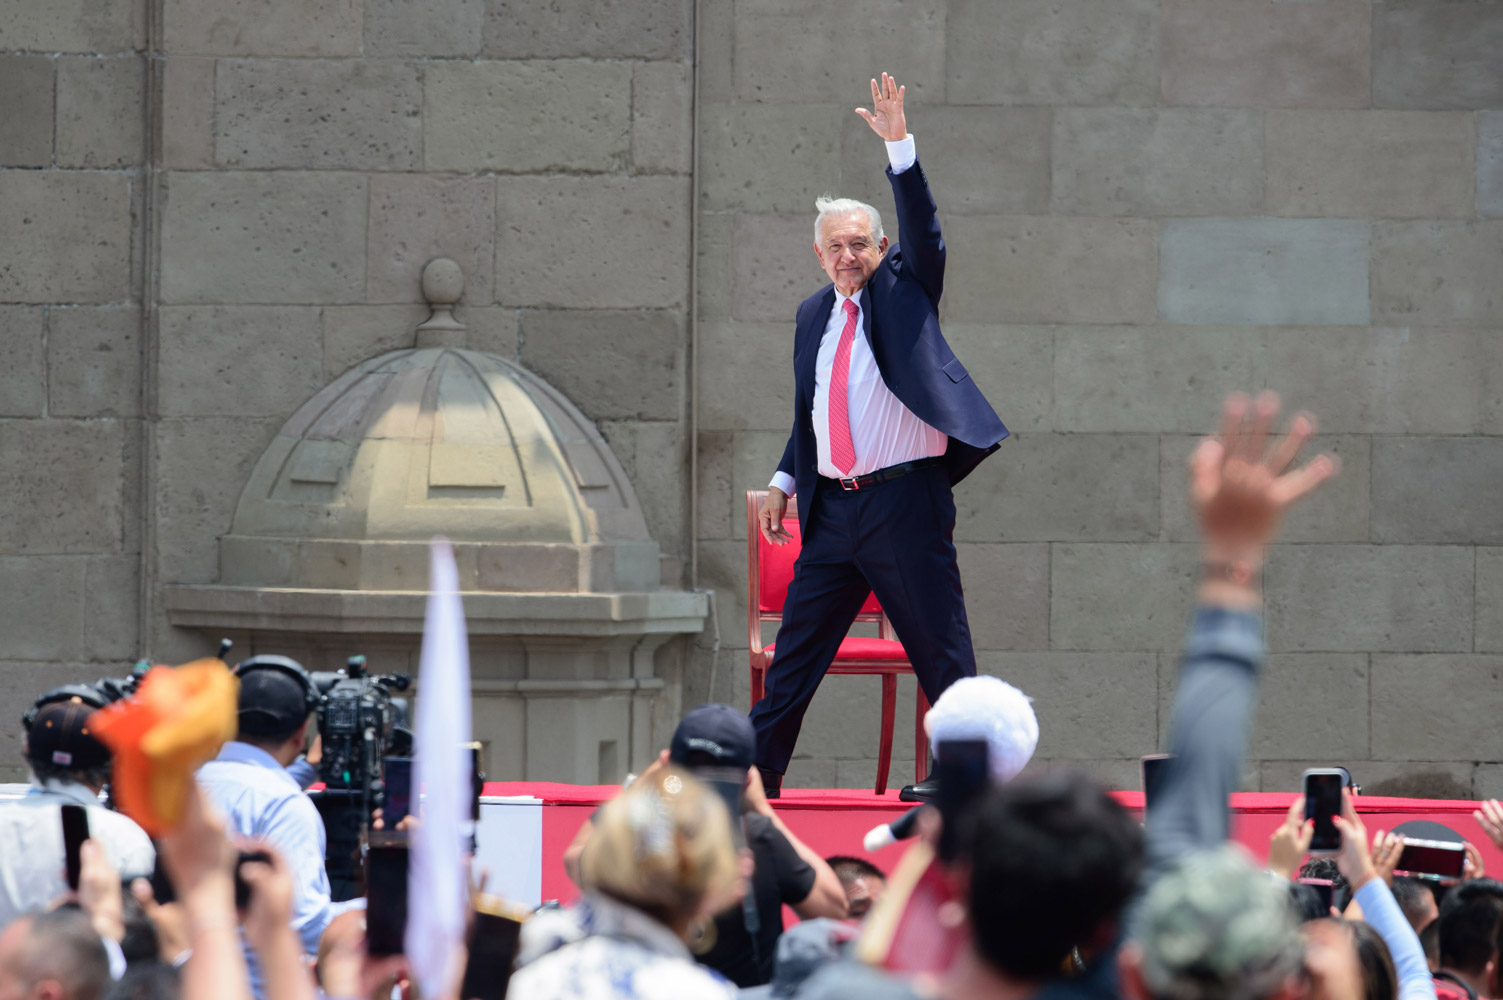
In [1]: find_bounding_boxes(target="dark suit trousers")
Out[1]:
[749,464,978,775]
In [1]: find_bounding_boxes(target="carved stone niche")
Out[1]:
[164,260,706,783]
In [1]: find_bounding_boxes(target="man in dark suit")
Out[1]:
[752,73,1008,797]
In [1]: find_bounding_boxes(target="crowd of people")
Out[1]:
[0,391,1498,1000]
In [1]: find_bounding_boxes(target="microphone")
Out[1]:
[863,804,924,852]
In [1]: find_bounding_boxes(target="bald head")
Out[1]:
[0,908,110,1000]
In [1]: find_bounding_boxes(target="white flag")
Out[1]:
[406,538,473,997]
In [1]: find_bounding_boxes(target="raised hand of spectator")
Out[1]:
[1370,829,1403,886]
[318,910,408,1000]
[130,877,191,964]
[1268,796,1314,879]
[1474,799,1503,852]
[74,839,126,943]
[158,783,252,1000]
[1331,788,1378,893]
[1463,841,1485,881]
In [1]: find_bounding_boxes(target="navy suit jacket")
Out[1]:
[775,158,1008,537]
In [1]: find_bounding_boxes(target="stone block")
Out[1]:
[946,217,1159,325]
[1372,222,1503,327]
[154,418,280,583]
[696,322,795,433]
[1161,0,1370,108]
[839,107,1052,216]
[1481,549,1503,654]
[954,544,1049,651]
[48,306,140,418]
[425,60,629,173]
[216,59,421,170]
[1372,656,1503,760]
[979,651,1159,759]
[1373,1,1503,110]
[696,212,733,322]
[1183,654,1370,761]
[730,214,826,323]
[1481,113,1503,220]
[695,0,733,103]
[1485,333,1503,437]
[162,57,214,169]
[695,432,733,541]
[321,304,427,380]
[481,0,690,59]
[1052,109,1262,217]
[158,306,323,418]
[1264,327,1482,435]
[600,420,686,561]
[1051,544,1199,651]
[0,559,86,660]
[693,540,749,631]
[698,103,844,213]
[0,0,141,52]
[0,307,45,417]
[947,0,1158,106]
[1266,111,1474,219]
[1476,764,1503,801]
[792,673,895,759]
[497,175,690,309]
[1266,546,1473,653]
[733,0,944,104]
[160,171,367,304]
[56,56,144,168]
[162,0,361,56]
[1159,219,1370,326]
[837,754,918,793]
[633,61,691,174]
[942,325,1053,433]
[518,310,683,422]
[1372,438,1503,544]
[366,175,495,305]
[1257,760,1476,799]
[1162,435,1369,544]
[459,305,519,360]
[365,0,482,55]
[85,555,138,660]
[955,434,1160,543]
[0,56,54,168]
[1055,326,1261,434]
[0,172,131,304]
[730,431,793,541]
[0,421,124,555]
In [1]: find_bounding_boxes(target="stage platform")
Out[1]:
[476,783,1503,909]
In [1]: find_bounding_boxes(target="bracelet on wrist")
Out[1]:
[1201,559,1261,589]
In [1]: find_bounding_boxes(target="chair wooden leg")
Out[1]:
[876,674,896,795]
[750,663,765,710]
[914,687,931,784]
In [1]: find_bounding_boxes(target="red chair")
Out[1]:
[746,490,929,795]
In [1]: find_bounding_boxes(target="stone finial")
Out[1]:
[415,257,467,347]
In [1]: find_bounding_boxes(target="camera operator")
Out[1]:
[0,699,154,927]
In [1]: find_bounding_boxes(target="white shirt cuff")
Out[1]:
[886,134,916,174]
[769,472,796,498]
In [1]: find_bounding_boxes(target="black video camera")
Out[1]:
[310,655,412,795]
[22,661,151,732]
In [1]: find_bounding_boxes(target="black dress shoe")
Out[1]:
[898,778,938,802]
[758,767,783,799]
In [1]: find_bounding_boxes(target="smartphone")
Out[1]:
[1394,838,1466,882]
[60,804,90,892]
[1298,877,1335,912]
[234,850,273,910]
[1303,768,1345,854]
[1141,753,1173,812]
[460,896,525,1000]
[383,756,413,827]
[149,848,176,905]
[696,765,749,850]
[935,739,990,863]
[468,743,484,823]
[365,836,409,956]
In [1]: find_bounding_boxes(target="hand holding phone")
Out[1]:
[365,834,409,957]
[1303,769,1344,854]
[61,804,90,892]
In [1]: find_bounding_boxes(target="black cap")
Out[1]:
[669,704,755,772]
[26,699,111,771]
[236,667,311,737]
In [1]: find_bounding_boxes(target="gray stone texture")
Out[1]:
[1481,113,1503,220]
[698,104,843,213]
[0,0,141,52]
[1052,109,1263,218]
[695,432,733,541]
[365,0,483,55]
[0,307,46,418]
[56,56,144,168]
[321,304,428,380]
[1371,438,1503,545]
[48,306,141,418]
[1251,656,1370,761]
[633,62,692,175]
[942,325,1053,433]
[0,421,123,555]
[160,171,368,304]
[1050,544,1200,651]
[424,60,630,173]
[366,174,495,305]
[1266,546,1473,653]
[1479,550,1503,654]
[519,310,683,422]
[215,59,422,170]
[730,214,827,323]
[1266,112,1475,219]
[163,0,362,56]
[954,545,1050,650]
[0,56,55,168]
[948,0,1159,106]
[161,57,215,169]
[980,652,1160,759]
[600,419,687,572]
[0,172,132,304]
[1161,0,1370,109]
[495,175,690,308]
[1373,1,1503,110]
[696,322,795,432]
[157,306,324,418]
[482,0,691,59]
[0,560,87,661]
[1372,656,1503,761]
[1159,219,1370,326]
[85,555,139,660]
[1372,222,1503,327]
[945,217,1159,325]
[729,431,792,541]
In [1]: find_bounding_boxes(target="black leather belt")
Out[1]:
[824,457,940,492]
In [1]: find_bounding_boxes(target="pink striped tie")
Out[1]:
[828,299,859,475]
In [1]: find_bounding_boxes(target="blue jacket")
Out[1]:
[775,159,1008,537]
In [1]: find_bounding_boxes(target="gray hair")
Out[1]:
[814,195,884,245]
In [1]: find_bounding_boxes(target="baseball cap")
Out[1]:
[236,666,311,736]
[26,698,111,771]
[669,704,755,771]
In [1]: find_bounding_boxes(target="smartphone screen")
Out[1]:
[60,804,90,891]
[461,903,523,1000]
[1395,839,1466,881]
[234,850,272,910]
[366,839,409,956]
[1298,877,1335,912]
[1141,753,1173,812]
[935,739,990,863]
[1304,770,1344,853]
[383,757,413,827]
